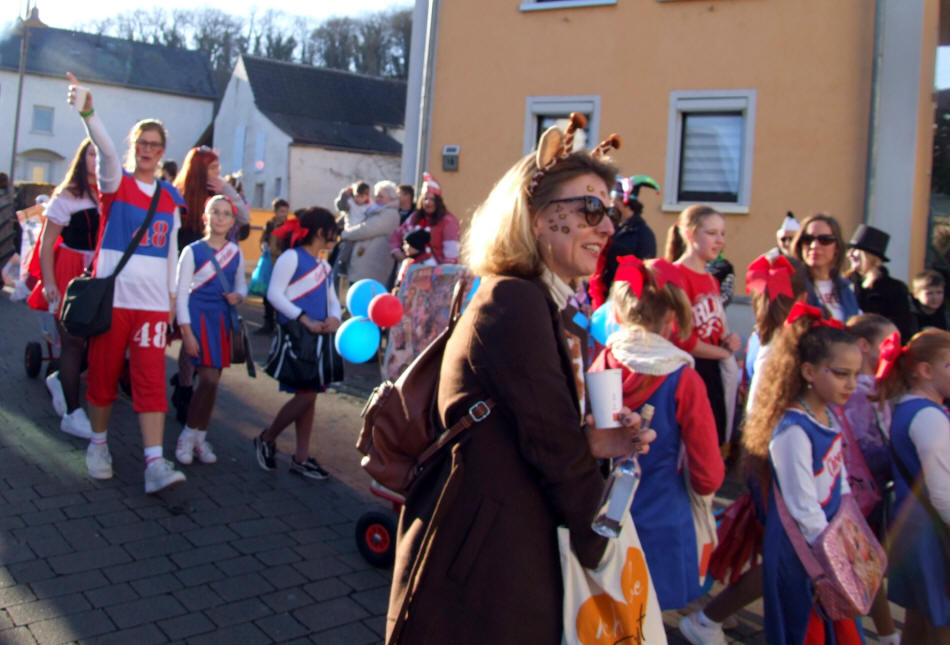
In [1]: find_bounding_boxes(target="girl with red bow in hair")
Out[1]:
[254,209,341,480]
[589,255,725,611]
[878,328,950,644]
[745,303,867,645]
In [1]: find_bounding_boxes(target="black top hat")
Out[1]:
[848,224,890,262]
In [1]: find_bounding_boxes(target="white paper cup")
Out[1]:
[585,368,623,429]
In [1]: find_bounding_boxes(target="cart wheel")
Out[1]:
[25,342,42,378]
[355,510,396,568]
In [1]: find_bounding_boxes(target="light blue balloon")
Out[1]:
[590,302,620,345]
[346,279,388,318]
[334,316,381,363]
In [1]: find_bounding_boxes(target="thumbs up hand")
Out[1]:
[66,72,93,114]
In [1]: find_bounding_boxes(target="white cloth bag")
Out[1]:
[558,512,667,645]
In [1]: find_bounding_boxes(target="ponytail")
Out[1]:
[876,329,950,401]
[742,317,855,460]
[664,204,721,262]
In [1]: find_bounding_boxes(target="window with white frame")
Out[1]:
[32,106,53,134]
[524,95,600,156]
[663,90,756,213]
[520,0,617,11]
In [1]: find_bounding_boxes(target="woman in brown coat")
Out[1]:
[387,120,654,643]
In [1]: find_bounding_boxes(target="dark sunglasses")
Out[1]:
[800,233,837,247]
[547,196,609,227]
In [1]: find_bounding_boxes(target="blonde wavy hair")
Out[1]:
[463,152,617,278]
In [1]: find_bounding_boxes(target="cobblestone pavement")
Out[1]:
[0,290,899,644]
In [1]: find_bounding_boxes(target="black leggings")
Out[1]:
[694,357,727,445]
[57,320,86,413]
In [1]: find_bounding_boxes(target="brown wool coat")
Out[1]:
[386,276,609,644]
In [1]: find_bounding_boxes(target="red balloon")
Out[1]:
[368,294,404,328]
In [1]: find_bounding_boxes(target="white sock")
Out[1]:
[181,426,198,439]
[90,430,108,446]
[877,632,900,645]
[195,430,207,444]
[697,610,721,628]
[144,445,163,467]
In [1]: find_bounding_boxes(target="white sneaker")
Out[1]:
[61,408,93,439]
[194,440,217,464]
[175,432,196,465]
[46,372,67,417]
[144,458,186,494]
[679,612,727,645]
[86,442,113,480]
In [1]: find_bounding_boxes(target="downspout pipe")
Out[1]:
[413,0,440,187]
[863,0,886,226]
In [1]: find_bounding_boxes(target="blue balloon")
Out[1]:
[590,302,620,345]
[334,316,381,363]
[346,279,388,318]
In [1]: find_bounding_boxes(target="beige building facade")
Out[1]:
[403,0,944,284]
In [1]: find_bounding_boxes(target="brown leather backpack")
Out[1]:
[356,278,494,495]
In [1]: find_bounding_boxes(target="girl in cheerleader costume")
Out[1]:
[66,72,186,493]
[27,138,98,439]
[169,146,250,425]
[255,208,341,480]
[590,255,725,611]
[666,205,742,447]
[877,328,950,644]
[745,303,864,645]
[173,195,246,465]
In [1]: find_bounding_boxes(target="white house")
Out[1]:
[214,55,406,210]
[0,18,217,185]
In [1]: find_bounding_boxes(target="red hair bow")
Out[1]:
[272,218,308,248]
[746,254,794,301]
[784,301,844,329]
[875,331,905,381]
[647,258,685,292]
[614,255,646,297]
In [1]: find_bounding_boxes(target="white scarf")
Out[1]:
[540,266,574,311]
[606,326,695,376]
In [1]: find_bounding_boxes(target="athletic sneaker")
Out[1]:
[86,442,113,480]
[194,440,217,464]
[290,456,329,480]
[678,612,727,645]
[61,408,93,439]
[144,459,187,494]
[255,433,276,471]
[175,432,196,465]
[46,372,67,417]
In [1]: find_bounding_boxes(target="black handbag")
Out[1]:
[208,251,255,377]
[263,296,343,390]
[60,187,161,338]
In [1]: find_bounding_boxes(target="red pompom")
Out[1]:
[368,294,404,329]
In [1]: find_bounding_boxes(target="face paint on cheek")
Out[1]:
[558,214,567,219]
[560,226,570,234]
[576,222,587,229]
[587,185,595,193]
[550,225,559,232]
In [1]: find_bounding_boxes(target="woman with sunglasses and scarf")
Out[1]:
[792,214,860,324]
[66,72,187,493]
[169,146,249,423]
[387,117,654,644]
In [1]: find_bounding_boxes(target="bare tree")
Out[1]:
[313,16,357,72]
[386,8,413,79]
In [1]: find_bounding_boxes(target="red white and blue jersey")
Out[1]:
[95,170,183,311]
[276,248,331,324]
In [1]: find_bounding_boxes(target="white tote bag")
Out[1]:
[559,512,667,645]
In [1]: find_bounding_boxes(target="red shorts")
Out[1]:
[86,308,169,413]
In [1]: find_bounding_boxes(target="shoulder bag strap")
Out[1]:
[112,184,162,278]
[207,249,233,293]
[208,249,240,330]
[773,484,827,581]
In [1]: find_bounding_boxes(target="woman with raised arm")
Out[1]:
[66,72,187,494]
